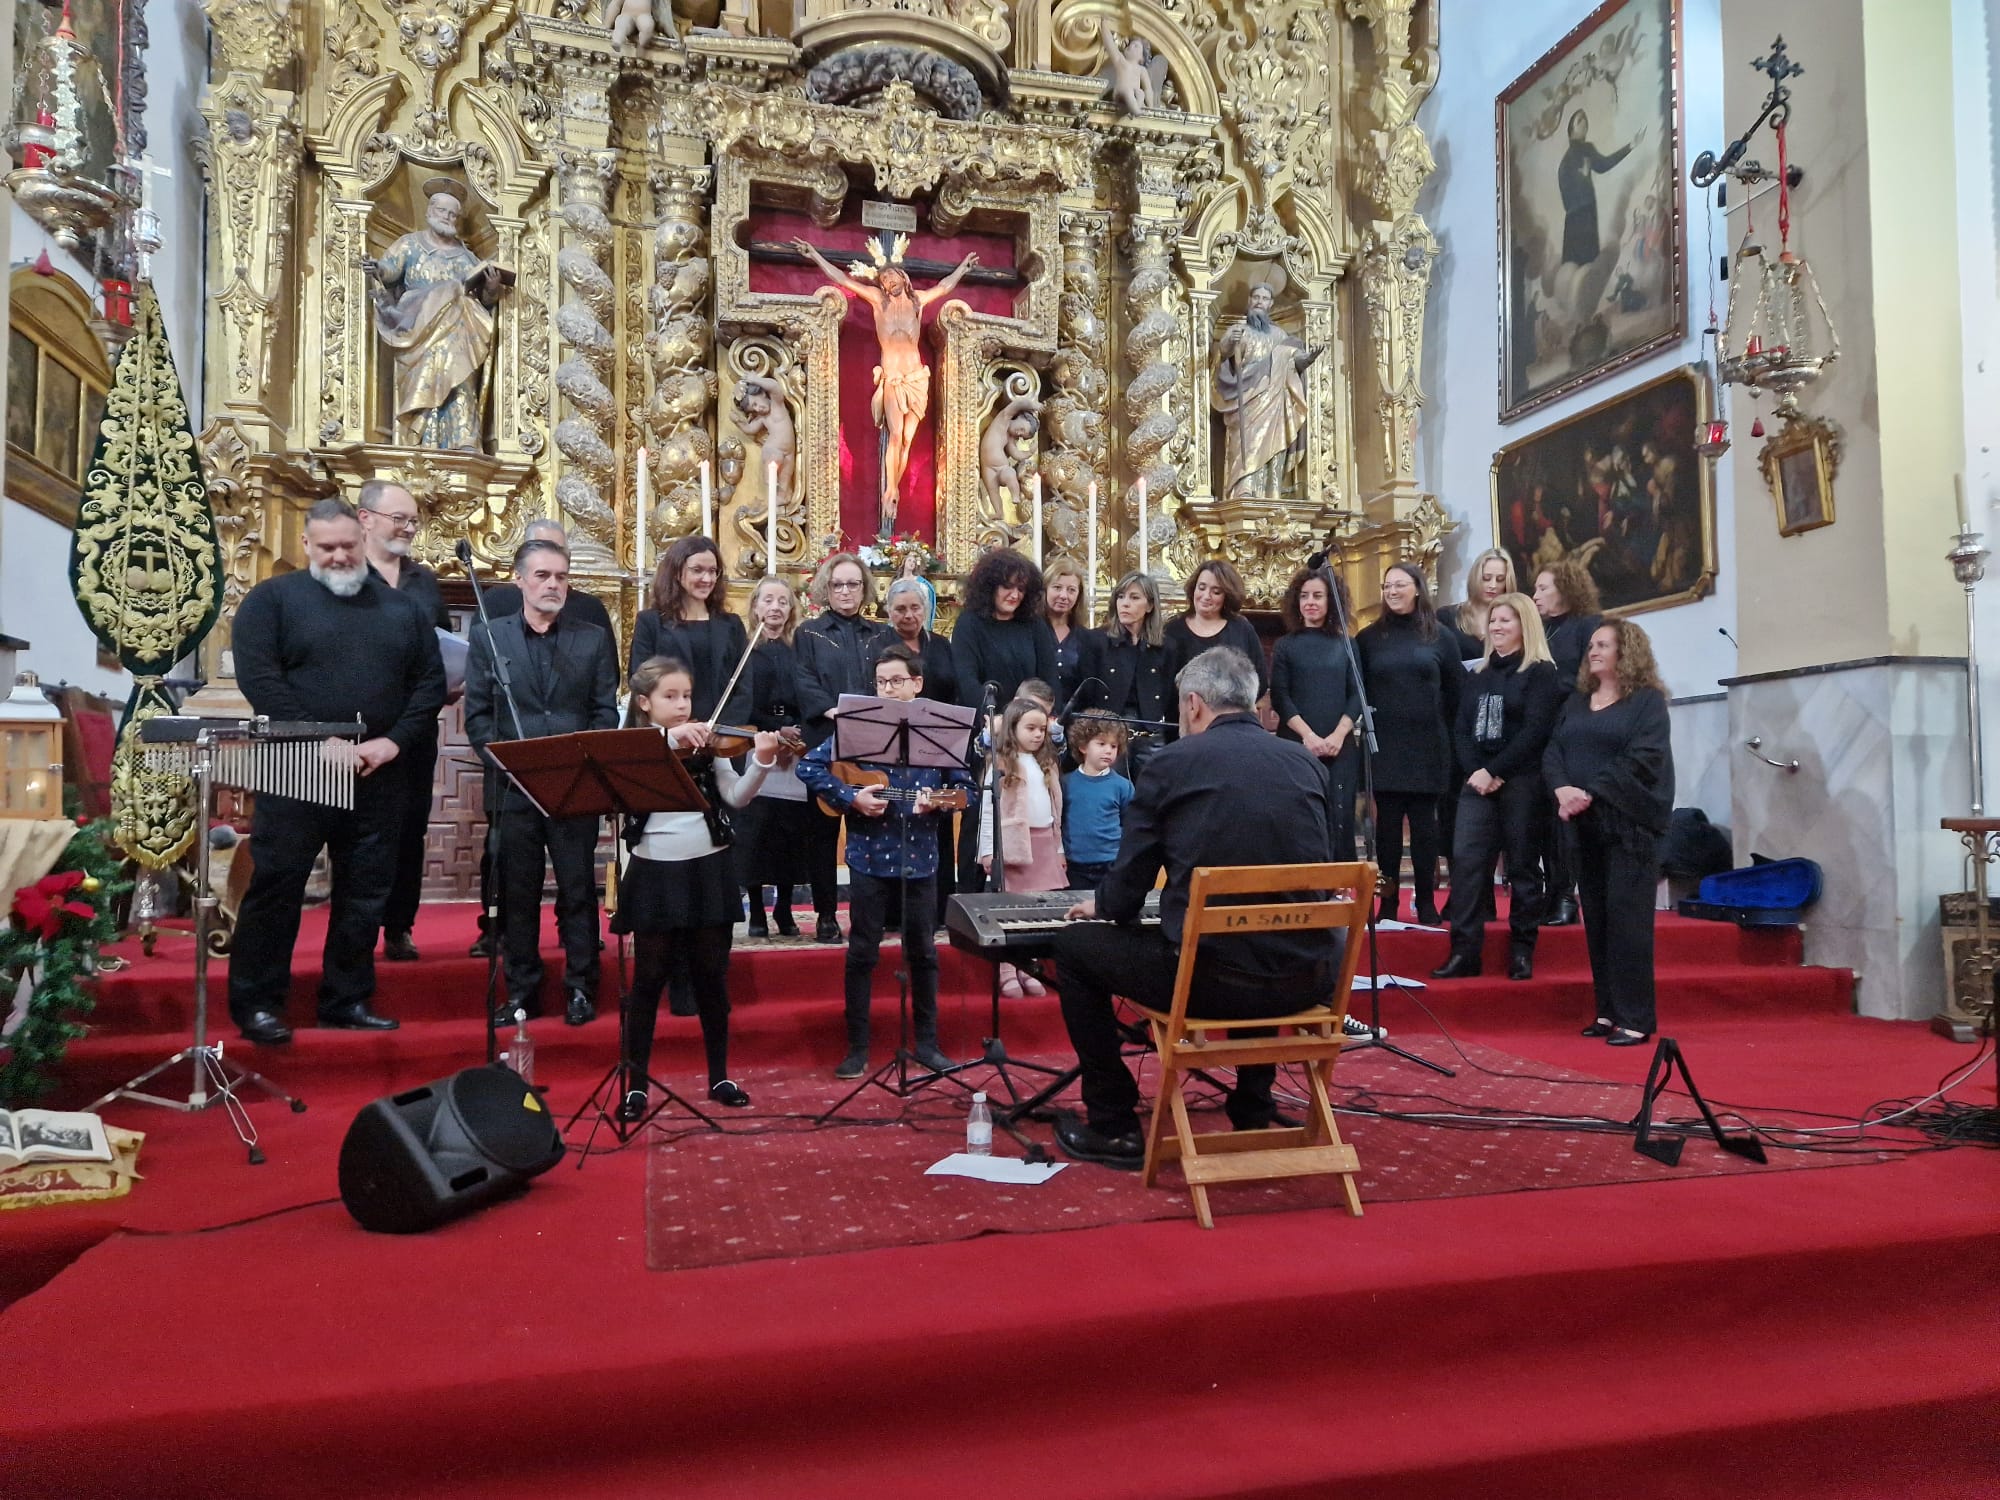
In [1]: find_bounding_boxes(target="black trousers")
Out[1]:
[1054,923,1320,1134]
[1573,819,1660,1034]
[1540,810,1577,905]
[1315,749,1359,863]
[844,871,940,1049]
[1445,776,1546,958]
[382,734,438,938]
[1374,790,1441,912]
[498,798,601,1009]
[228,773,401,1023]
[622,925,733,1086]
[806,809,843,919]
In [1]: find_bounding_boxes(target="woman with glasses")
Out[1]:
[796,552,889,939]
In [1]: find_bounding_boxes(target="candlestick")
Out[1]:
[1086,480,1098,627]
[636,446,650,586]
[1956,472,1970,533]
[766,459,779,572]
[699,459,712,540]
[1136,476,1148,576]
[1030,472,1043,566]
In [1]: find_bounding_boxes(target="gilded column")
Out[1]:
[1043,210,1111,574]
[551,145,621,566]
[640,160,716,560]
[1119,215,1189,577]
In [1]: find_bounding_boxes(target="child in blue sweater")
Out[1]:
[1062,712,1134,892]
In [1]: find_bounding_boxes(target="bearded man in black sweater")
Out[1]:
[227,498,447,1044]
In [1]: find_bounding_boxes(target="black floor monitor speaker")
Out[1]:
[338,1064,565,1233]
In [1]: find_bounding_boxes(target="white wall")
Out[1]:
[1957,0,2000,813]
[0,0,209,699]
[1416,0,1737,701]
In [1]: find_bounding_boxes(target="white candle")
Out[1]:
[1956,473,1970,532]
[1086,480,1098,627]
[1030,472,1043,566]
[766,459,779,571]
[1136,475,1149,576]
[699,459,712,540]
[636,446,650,583]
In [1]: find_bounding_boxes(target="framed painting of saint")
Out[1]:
[1490,364,1716,617]
[1497,0,1684,421]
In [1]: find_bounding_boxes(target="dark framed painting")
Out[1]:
[1497,0,1684,421]
[1762,416,1838,537]
[1490,364,1716,617]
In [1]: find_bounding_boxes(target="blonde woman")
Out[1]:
[1041,554,1104,713]
[1439,547,1517,658]
[1431,593,1563,982]
[737,577,816,939]
[796,551,888,941]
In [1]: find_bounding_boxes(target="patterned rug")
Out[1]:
[635,1040,1893,1270]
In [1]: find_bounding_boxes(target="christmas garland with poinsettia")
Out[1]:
[0,818,128,1106]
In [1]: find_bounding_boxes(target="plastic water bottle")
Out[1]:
[500,1008,535,1086]
[966,1092,993,1156]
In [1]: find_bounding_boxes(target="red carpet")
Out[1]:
[3,902,1996,1499]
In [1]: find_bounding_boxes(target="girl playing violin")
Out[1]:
[614,655,783,1118]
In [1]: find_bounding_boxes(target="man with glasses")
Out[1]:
[358,479,452,962]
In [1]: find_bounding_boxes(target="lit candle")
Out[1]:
[699,458,712,540]
[1030,472,1043,566]
[1086,480,1098,627]
[1136,475,1149,576]
[1956,473,1970,533]
[766,459,779,571]
[636,446,650,584]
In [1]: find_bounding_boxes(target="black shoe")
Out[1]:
[1581,1019,1615,1038]
[1507,951,1534,981]
[1054,1112,1144,1170]
[1230,1103,1302,1131]
[1541,896,1580,927]
[709,1079,752,1108]
[318,1004,399,1031]
[468,932,498,959]
[616,1088,648,1123]
[745,918,770,939]
[493,1002,533,1028]
[565,989,596,1026]
[237,1010,293,1046]
[1607,1029,1653,1047]
[774,913,800,938]
[910,1042,956,1074]
[815,914,843,944]
[1414,903,1442,927]
[382,931,421,962]
[1430,952,1482,980]
[834,1048,869,1080]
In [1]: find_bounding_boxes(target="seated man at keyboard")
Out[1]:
[1051,647,1341,1169]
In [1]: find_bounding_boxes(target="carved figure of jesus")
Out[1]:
[790,237,979,535]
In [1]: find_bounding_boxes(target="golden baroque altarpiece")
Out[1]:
[192,0,1453,650]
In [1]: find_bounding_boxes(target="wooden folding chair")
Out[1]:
[1130,861,1376,1229]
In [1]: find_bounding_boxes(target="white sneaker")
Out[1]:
[1341,1015,1384,1041]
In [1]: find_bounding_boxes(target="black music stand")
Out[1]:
[817,693,982,1121]
[485,728,720,1161]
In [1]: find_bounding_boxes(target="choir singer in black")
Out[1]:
[465,538,620,1027]
[227,498,446,1045]
[1048,648,1342,1169]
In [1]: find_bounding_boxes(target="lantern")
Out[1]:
[0,673,66,819]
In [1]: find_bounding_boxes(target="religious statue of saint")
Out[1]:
[1211,281,1320,502]
[362,179,514,452]
[790,234,979,535]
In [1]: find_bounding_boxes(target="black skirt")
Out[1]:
[735,795,813,890]
[612,848,743,934]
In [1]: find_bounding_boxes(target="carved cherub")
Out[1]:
[609,0,675,53]
[980,391,1042,522]
[734,377,796,502]
[1101,18,1170,116]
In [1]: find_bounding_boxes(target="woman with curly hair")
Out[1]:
[1163,558,1269,703]
[1544,618,1674,1047]
[951,547,1057,888]
[1532,556,1604,926]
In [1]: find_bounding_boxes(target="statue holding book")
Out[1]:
[363,179,515,452]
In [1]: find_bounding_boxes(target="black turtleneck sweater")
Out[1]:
[949,609,1058,711]
[1455,650,1563,782]
[1355,610,1464,794]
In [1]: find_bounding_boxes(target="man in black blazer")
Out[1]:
[1049,647,1342,1169]
[465,538,620,1026]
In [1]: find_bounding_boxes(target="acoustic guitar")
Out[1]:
[816,761,970,819]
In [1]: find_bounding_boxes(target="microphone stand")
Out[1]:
[1324,558,1454,1080]
[459,540,525,1065]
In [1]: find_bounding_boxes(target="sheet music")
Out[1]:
[832,694,977,768]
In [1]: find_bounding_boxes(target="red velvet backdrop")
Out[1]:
[749,208,1018,548]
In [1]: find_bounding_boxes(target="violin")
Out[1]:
[671,722,806,761]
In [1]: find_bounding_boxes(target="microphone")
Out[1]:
[455,538,475,570]
[1717,626,1739,649]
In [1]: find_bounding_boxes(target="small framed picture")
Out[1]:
[1761,417,1839,537]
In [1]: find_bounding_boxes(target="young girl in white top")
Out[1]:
[614,656,781,1119]
[978,695,1067,998]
